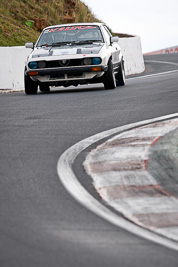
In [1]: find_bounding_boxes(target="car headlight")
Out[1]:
[38,61,46,68]
[29,61,38,69]
[83,58,92,65]
[92,57,101,65]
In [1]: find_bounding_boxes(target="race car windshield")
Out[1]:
[36,25,104,47]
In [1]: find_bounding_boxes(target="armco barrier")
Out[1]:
[0,36,145,90]
[144,45,178,55]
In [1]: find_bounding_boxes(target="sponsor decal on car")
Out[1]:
[44,26,98,33]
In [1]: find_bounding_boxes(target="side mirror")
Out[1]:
[25,42,34,49]
[110,36,119,44]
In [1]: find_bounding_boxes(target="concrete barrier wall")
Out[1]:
[119,36,145,75]
[0,36,145,90]
[0,46,31,90]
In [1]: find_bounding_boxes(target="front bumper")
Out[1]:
[26,65,108,76]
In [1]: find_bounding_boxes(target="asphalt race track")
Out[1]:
[0,54,178,267]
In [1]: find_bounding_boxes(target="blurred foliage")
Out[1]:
[0,0,104,46]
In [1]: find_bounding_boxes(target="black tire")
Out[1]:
[24,73,38,95]
[103,59,116,90]
[116,60,126,86]
[39,83,50,92]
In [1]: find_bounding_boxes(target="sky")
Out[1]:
[81,0,178,53]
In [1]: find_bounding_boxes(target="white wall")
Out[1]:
[0,46,31,90]
[0,36,145,90]
[119,36,145,75]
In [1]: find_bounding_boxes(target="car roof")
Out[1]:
[43,22,104,31]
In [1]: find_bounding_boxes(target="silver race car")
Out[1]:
[25,23,125,94]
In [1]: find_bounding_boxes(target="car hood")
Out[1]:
[32,44,104,58]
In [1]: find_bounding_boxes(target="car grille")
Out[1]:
[46,59,82,68]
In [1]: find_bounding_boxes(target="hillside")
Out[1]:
[0,0,102,46]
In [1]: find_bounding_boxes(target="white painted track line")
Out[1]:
[127,69,178,81]
[57,113,178,251]
[145,60,178,67]
[127,59,178,80]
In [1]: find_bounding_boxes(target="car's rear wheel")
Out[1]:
[39,83,50,92]
[116,60,126,86]
[103,59,116,90]
[24,72,38,95]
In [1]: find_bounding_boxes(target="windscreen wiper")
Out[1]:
[75,40,103,45]
[51,41,76,47]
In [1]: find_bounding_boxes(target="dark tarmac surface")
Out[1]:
[0,54,178,267]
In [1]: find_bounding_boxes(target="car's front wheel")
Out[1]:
[116,60,126,86]
[24,72,38,95]
[103,59,116,90]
